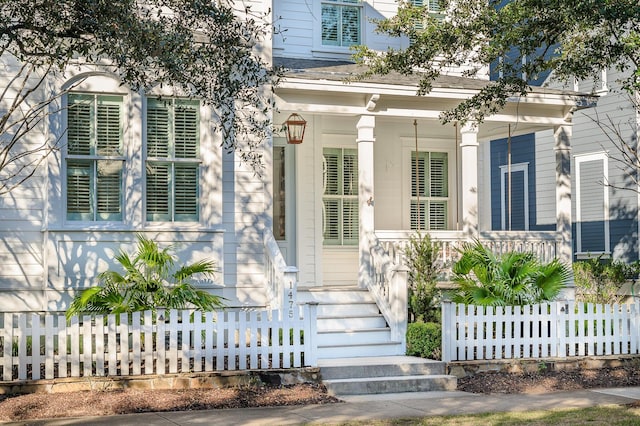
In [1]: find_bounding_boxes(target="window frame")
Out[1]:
[409,150,450,231]
[145,97,202,223]
[322,147,359,246]
[64,93,125,222]
[318,0,363,50]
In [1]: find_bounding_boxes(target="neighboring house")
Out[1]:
[0,0,590,358]
[490,64,639,263]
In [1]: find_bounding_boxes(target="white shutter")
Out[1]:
[323,149,340,196]
[174,100,199,159]
[96,160,123,220]
[147,99,170,158]
[174,165,198,221]
[343,149,358,196]
[96,97,122,156]
[66,160,92,220]
[341,5,361,46]
[323,198,340,244]
[321,4,339,45]
[430,152,448,197]
[411,152,427,197]
[429,201,447,230]
[67,95,92,155]
[146,163,170,221]
[343,199,359,243]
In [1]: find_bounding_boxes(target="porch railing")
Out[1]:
[375,230,561,279]
[264,229,298,318]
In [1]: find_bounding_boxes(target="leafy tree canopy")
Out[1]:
[353,0,640,123]
[0,0,278,170]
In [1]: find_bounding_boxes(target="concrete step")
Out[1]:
[318,315,388,330]
[323,374,457,395]
[319,357,446,380]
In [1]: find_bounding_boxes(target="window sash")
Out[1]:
[66,94,123,222]
[146,97,200,222]
[411,151,448,230]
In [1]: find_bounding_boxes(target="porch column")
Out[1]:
[555,124,575,293]
[460,122,479,236]
[357,115,375,288]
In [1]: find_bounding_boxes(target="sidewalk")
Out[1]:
[5,387,640,426]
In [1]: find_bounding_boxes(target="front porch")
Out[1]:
[269,59,587,359]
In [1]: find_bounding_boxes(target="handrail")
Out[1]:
[263,229,298,316]
[365,231,409,349]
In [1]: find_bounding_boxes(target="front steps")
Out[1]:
[297,287,404,359]
[319,356,457,395]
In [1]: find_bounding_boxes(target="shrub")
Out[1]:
[405,232,441,323]
[451,240,570,306]
[67,234,225,318]
[574,256,639,304]
[406,321,441,359]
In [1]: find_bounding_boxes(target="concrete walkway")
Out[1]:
[4,387,640,425]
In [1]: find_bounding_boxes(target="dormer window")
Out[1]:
[321,0,362,47]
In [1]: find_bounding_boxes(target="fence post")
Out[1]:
[441,301,452,362]
[283,267,299,320]
[390,265,409,352]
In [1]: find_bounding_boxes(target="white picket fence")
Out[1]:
[442,301,640,362]
[0,305,318,381]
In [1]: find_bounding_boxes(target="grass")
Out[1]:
[330,404,640,425]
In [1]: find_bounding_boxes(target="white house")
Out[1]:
[0,0,591,359]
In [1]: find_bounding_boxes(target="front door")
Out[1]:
[273,139,296,265]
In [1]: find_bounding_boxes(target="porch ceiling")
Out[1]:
[274,57,597,140]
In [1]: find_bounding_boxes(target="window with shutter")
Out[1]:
[146,98,200,222]
[322,148,359,245]
[66,94,123,221]
[410,151,448,230]
[321,0,361,47]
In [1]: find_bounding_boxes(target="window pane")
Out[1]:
[410,200,427,231]
[96,160,122,221]
[96,100,122,156]
[341,6,361,46]
[273,146,286,240]
[411,153,427,197]
[146,163,170,221]
[323,149,340,195]
[322,5,339,46]
[67,160,92,220]
[174,101,199,159]
[430,152,448,197]
[343,198,359,244]
[343,149,358,196]
[147,99,170,158]
[429,201,447,230]
[323,198,340,244]
[174,164,199,221]
[67,96,92,155]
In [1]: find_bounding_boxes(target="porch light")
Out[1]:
[285,113,306,144]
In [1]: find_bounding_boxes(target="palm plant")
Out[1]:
[451,240,569,306]
[66,234,225,318]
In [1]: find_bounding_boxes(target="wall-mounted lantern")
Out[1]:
[285,113,307,144]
